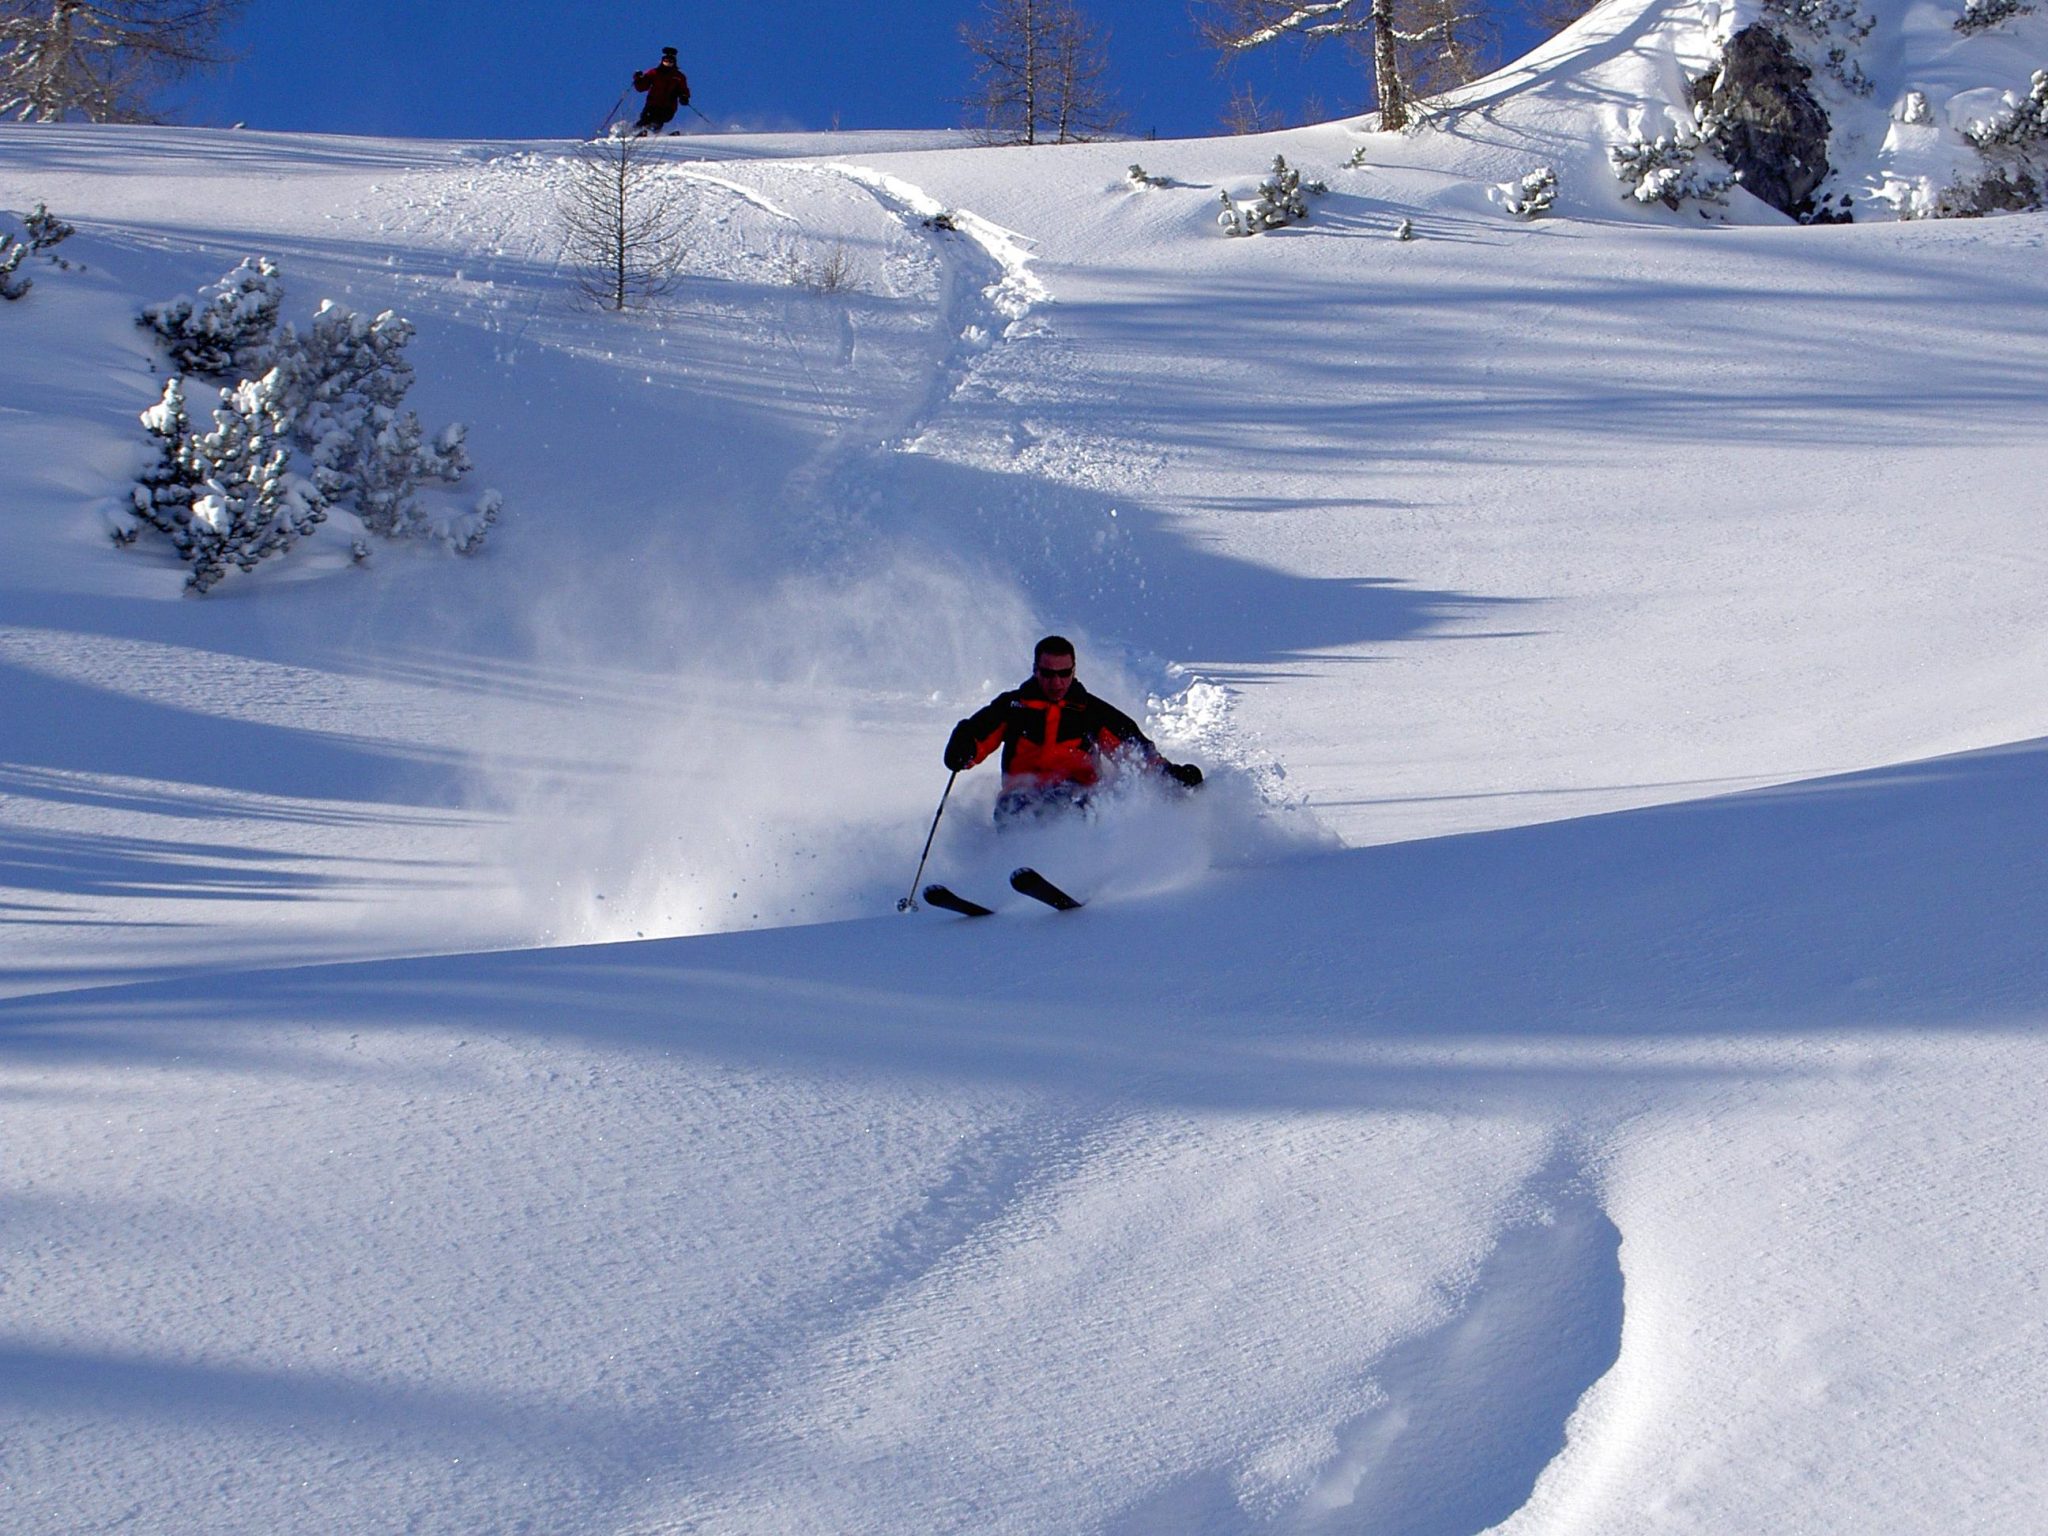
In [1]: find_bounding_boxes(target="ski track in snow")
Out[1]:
[767,162,1051,542]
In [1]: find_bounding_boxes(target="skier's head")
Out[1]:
[1033,635,1076,702]
[661,45,678,62]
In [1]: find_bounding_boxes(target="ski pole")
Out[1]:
[897,771,959,912]
[594,90,626,139]
[688,103,715,127]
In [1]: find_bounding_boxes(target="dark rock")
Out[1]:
[1691,26,1833,219]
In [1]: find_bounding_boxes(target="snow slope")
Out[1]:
[4,2,2048,1530]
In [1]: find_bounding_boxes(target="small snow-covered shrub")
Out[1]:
[1931,69,2048,213]
[1898,90,1934,124]
[140,256,284,378]
[133,370,325,593]
[1821,42,1876,95]
[1218,155,1325,236]
[443,489,502,555]
[1957,0,2035,34]
[1,201,74,300]
[1393,217,1416,240]
[1768,0,1860,30]
[1126,163,1164,188]
[1609,135,1734,209]
[1496,166,1559,218]
[279,300,476,541]
[1764,0,1876,95]
[1767,0,1875,48]
[23,202,72,255]
[1930,164,2044,214]
[0,235,27,301]
[1963,69,2048,152]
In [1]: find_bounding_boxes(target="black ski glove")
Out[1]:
[943,725,979,772]
[1165,761,1203,788]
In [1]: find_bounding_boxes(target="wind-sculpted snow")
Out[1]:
[1106,1156,1624,1536]
[6,737,2047,1533]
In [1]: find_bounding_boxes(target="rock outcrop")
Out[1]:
[1692,26,1834,218]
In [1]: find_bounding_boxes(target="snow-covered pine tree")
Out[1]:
[277,299,477,540]
[1965,69,2048,152]
[351,414,472,539]
[442,488,501,556]
[133,373,204,543]
[134,369,323,591]
[1934,69,2048,212]
[181,370,323,593]
[140,256,283,377]
[1609,135,1734,209]
[1497,165,1560,217]
[0,232,27,299]
[1955,0,2035,34]
[1218,154,1323,235]
[23,200,72,252]
[2,199,76,299]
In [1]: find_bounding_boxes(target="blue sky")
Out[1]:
[176,2,1546,142]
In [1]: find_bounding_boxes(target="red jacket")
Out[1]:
[633,61,691,114]
[946,677,1160,791]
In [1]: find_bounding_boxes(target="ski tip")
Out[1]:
[922,884,995,918]
[1008,867,1084,911]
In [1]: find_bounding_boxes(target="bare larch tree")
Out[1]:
[556,136,688,313]
[1396,0,1500,98]
[0,0,243,123]
[960,0,1123,146]
[1198,0,1500,131]
[1524,0,1600,37]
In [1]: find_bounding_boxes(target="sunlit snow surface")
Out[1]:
[4,2,2048,1530]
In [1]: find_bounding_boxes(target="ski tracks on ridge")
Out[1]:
[767,162,1052,542]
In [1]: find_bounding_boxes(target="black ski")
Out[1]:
[922,883,995,918]
[1010,867,1083,911]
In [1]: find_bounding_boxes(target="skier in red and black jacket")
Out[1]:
[944,635,1202,823]
[632,46,691,136]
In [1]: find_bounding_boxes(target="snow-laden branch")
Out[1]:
[1217,1,1369,50]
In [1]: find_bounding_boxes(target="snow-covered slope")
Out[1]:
[4,2,2047,1530]
[1421,0,2048,220]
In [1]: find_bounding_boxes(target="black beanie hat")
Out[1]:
[662,46,677,59]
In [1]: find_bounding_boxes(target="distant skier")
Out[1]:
[631,46,691,136]
[944,635,1202,824]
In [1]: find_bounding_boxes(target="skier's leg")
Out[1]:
[994,783,1088,828]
